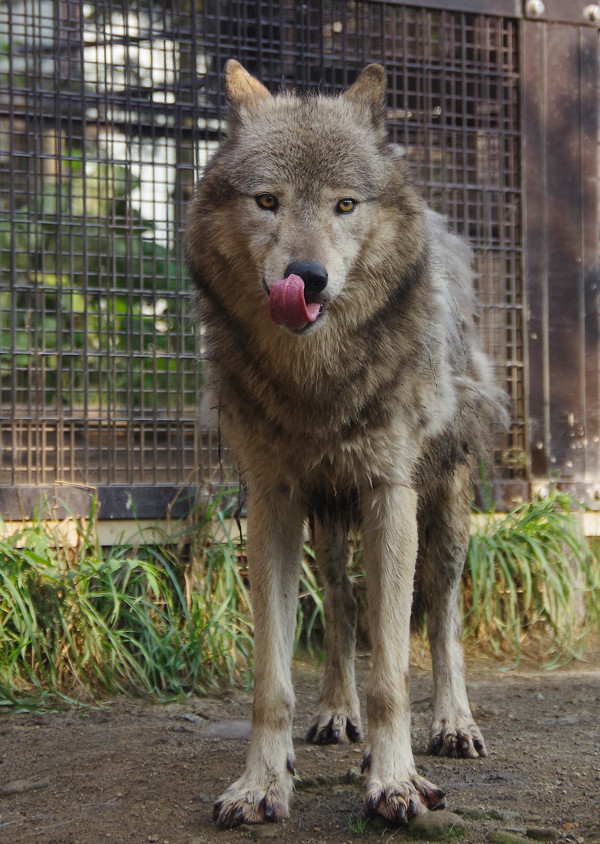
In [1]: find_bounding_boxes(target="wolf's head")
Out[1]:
[188,61,425,336]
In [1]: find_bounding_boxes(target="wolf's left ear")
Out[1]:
[224,59,271,109]
[343,64,387,137]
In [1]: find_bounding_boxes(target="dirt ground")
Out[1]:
[0,648,599,844]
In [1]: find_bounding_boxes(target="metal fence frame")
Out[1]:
[1,0,599,519]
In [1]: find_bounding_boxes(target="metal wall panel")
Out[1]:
[522,18,600,503]
[198,1,527,490]
[9,1,600,515]
[0,0,204,518]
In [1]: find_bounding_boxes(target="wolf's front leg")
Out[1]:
[360,483,445,824]
[214,486,305,827]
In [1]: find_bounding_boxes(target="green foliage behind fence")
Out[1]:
[1,146,196,413]
[0,490,599,708]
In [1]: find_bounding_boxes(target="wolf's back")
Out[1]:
[423,209,509,469]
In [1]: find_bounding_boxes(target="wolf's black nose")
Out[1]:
[285,261,328,294]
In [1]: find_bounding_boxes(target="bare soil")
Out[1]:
[1,649,599,844]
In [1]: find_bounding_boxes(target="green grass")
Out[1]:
[346,815,370,835]
[464,488,600,665]
[0,497,254,707]
[0,487,598,708]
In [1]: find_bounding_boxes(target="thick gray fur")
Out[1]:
[187,60,508,827]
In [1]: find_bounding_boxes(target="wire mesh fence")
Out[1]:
[0,0,526,517]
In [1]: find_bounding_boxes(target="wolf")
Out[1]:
[186,60,507,827]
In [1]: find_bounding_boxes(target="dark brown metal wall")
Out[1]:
[521,4,600,506]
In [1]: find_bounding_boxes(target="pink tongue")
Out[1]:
[268,274,321,330]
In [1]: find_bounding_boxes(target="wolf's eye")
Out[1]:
[256,194,278,211]
[336,198,356,214]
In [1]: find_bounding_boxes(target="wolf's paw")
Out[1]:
[363,772,446,824]
[428,718,487,758]
[306,709,362,744]
[213,780,291,827]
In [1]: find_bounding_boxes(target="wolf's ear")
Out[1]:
[224,59,271,109]
[343,64,387,136]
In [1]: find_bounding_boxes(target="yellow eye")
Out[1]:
[337,198,356,214]
[256,194,278,211]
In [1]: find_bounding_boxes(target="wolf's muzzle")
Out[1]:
[284,261,328,294]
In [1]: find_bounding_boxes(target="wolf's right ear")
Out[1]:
[224,59,271,109]
[343,64,387,137]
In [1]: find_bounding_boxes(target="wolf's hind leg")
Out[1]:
[213,486,304,827]
[307,516,362,744]
[419,465,487,759]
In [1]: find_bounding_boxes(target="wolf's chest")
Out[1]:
[217,363,419,488]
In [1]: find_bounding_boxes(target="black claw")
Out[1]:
[416,780,446,811]
[212,801,222,822]
[233,806,245,826]
[395,803,407,824]
[287,756,296,776]
[473,738,484,752]
[264,803,276,822]
[346,721,361,743]
[306,723,317,743]
[409,798,419,816]
[365,793,380,815]
[429,733,442,753]
[361,751,372,774]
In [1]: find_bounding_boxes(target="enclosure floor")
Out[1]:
[1,650,599,843]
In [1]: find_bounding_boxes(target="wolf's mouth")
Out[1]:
[268,274,325,332]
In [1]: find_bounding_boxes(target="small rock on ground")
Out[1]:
[0,778,50,795]
[200,719,251,740]
[408,809,466,839]
[489,834,529,844]
[244,823,284,839]
[526,828,559,841]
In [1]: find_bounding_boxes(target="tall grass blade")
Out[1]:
[465,489,600,665]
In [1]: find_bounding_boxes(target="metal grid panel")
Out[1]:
[0,0,201,490]
[197,1,526,477]
[0,0,525,514]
